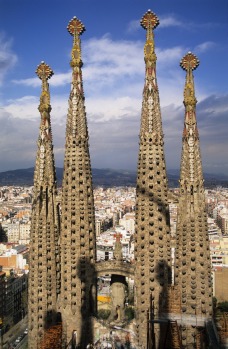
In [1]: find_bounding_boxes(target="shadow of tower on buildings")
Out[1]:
[146,261,172,349]
[135,181,172,348]
[157,261,172,349]
[75,256,97,349]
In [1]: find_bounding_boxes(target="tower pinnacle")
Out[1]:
[36,61,53,115]
[28,62,60,349]
[180,52,199,110]
[36,61,54,79]
[175,52,212,347]
[141,9,159,53]
[179,52,202,184]
[180,51,199,71]
[67,16,85,68]
[134,10,171,348]
[60,16,96,348]
[140,10,159,90]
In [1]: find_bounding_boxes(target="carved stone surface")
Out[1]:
[108,275,128,325]
[28,16,214,349]
[59,17,97,348]
[134,10,171,348]
[28,62,60,349]
[175,53,212,347]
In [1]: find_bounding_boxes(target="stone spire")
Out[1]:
[60,16,96,347]
[175,52,212,346]
[28,62,60,349]
[134,10,171,348]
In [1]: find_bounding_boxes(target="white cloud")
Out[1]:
[12,71,72,88]
[84,36,143,72]
[159,15,183,28]
[0,33,17,85]
[9,36,188,103]
[127,20,140,33]
[87,96,141,123]
[194,41,216,54]
[0,91,227,174]
[1,32,226,174]
[4,94,68,126]
[0,108,38,170]
[11,36,144,92]
[12,77,40,88]
[127,15,183,33]
[4,96,39,120]
[157,47,184,62]
[51,72,71,87]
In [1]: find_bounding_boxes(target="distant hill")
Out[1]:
[0,167,227,188]
[0,168,137,187]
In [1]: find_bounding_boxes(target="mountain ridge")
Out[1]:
[0,167,227,188]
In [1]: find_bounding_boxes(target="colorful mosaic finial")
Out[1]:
[140,10,159,66]
[180,52,200,71]
[67,16,85,68]
[36,61,53,80]
[140,9,159,30]
[181,52,199,108]
[67,16,85,36]
[36,62,53,113]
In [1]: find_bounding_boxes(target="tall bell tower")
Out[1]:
[134,10,171,348]
[175,52,213,346]
[28,62,60,349]
[59,17,97,348]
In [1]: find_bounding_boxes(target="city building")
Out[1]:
[119,212,135,235]
[7,222,30,244]
[0,267,28,332]
[213,267,228,301]
[218,209,228,235]
[0,267,6,327]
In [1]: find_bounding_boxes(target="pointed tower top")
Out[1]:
[67,16,85,68]
[140,9,159,30]
[140,10,159,65]
[67,16,86,36]
[180,52,200,71]
[36,61,54,80]
[36,62,53,114]
[180,52,199,108]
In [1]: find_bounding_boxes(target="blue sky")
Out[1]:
[0,0,227,175]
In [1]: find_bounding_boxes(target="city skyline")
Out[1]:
[0,0,227,175]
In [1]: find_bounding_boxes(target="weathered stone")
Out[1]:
[134,10,171,348]
[28,62,60,349]
[175,53,213,347]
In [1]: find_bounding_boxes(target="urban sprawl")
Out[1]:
[0,185,228,336]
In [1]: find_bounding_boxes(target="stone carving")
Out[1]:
[134,10,171,348]
[175,52,212,347]
[109,280,127,325]
[28,14,213,349]
[28,62,60,349]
